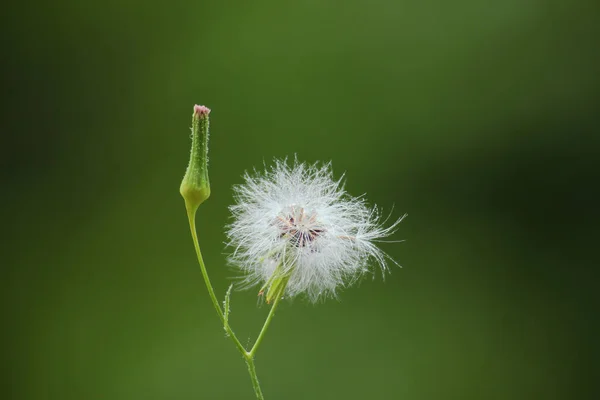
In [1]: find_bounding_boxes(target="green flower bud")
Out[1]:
[180,105,211,212]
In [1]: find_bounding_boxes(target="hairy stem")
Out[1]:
[244,356,264,400]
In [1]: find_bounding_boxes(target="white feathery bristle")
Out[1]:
[226,158,404,302]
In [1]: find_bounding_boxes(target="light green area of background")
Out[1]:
[2,1,598,399]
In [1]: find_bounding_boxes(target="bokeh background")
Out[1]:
[2,1,599,399]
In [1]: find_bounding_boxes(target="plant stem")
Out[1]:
[250,290,283,357]
[186,203,284,400]
[244,356,264,400]
[185,204,247,356]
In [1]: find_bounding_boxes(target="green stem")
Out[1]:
[250,290,283,357]
[186,203,284,400]
[185,204,247,356]
[239,293,282,400]
[244,356,264,400]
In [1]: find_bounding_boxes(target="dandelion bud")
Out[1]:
[180,105,211,211]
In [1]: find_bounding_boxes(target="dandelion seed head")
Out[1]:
[226,158,404,302]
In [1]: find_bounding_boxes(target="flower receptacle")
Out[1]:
[266,273,290,304]
[259,262,292,304]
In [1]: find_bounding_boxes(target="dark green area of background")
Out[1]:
[2,1,599,399]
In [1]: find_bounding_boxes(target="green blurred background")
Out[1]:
[2,1,599,399]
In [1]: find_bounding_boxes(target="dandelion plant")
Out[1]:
[180,105,404,399]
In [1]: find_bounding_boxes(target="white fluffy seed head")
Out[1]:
[226,158,404,303]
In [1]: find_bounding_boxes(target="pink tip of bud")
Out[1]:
[193,104,211,117]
